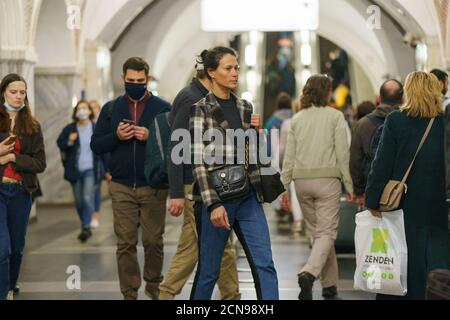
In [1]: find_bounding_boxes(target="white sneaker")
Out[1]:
[7,290,13,301]
[90,218,100,229]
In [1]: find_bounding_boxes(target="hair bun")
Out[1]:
[196,50,209,71]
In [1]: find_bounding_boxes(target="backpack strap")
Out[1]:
[145,96,171,122]
[366,113,384,127]
[154,112,171,162]
[154,117,165,161]
[106,97,123,120]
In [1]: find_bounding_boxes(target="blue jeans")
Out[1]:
[191,189,279,300]
[0,183,32,300]
[71,169,95,229]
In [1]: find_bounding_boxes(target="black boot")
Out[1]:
[322,286,338,299]
[298,272,315,300]
[77,228,92,242]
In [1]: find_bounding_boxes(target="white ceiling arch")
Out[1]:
[31,0,448,98]
[392,0,441,40]
[377,0,447,66]
[81,0,155,47]
[124,0,407,98]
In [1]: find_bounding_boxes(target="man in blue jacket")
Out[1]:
[91,57,171,300]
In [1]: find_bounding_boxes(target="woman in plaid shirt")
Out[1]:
[189,47,279,300]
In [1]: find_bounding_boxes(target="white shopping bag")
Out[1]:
[354,210,408,296]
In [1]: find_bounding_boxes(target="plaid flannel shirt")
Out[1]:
[189,92,264,208]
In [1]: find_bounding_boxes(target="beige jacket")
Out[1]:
[281,106,354,193]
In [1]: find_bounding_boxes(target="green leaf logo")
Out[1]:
[371,229,388,254]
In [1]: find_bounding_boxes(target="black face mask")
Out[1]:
[125,82,148,101]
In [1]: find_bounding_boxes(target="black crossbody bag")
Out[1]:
[208,139,250,201]
[208,134,285,203]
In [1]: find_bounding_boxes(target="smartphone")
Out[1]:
[122,119,136,126]
[5,136,17,145]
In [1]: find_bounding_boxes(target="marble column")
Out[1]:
[84,40,114,104]
[0,49,37,109]
[34,66,82,204]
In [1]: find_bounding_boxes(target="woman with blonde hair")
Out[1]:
[365,71,450,299]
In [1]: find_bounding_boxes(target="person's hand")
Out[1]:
[105,172,112,183]
[210,206,231,230]
[0,154,15,165]
[369,209,382,218]
[251,114,262,130]
[0,138,15,157]
[117,122,135,141]
[280,192,291,211]
[134,126,149,142]
[356,194,366,207]
[68,132,78,143]
[169,199,185,217]
[347,192,356,203]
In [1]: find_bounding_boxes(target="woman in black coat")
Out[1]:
[365,71,450,299]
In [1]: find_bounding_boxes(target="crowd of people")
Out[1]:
[0,45,449,301]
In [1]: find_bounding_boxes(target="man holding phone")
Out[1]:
[91,57,171,300]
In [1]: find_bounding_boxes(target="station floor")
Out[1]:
[16,198,375,300]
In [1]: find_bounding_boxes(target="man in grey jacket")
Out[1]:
[349,79,403,207]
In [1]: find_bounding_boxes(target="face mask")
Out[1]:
[3,101,25,113]
[125,83,148,101]
[76,109,91,120]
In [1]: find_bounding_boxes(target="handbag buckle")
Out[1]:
[404,184,408,194]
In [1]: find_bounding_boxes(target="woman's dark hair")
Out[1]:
[72,100,95,123]
[195,50,209,79]
[356,101,376,120]
[0,73,39,135]
[276,92,292,110]
[300,75,333,109]
[430,69,448,82]
[123,57,150,76]
[202,47,238,80]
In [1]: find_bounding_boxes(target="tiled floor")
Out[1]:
[15,199,375,300]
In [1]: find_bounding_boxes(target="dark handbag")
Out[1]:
[426,269,450,300]
[208,137,251,201]
[259,165,285,203]
[209,165,250,201]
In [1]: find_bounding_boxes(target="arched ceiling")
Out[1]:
[109,0,415,99]
[32,0,448,99]
[82,0,155,48]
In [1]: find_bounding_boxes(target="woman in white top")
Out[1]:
[281,74,355,300]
